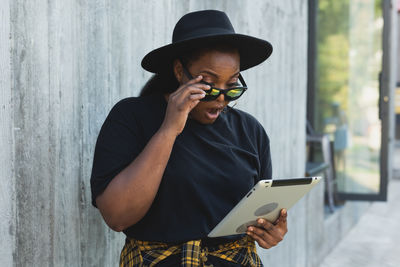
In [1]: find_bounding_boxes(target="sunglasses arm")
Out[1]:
[238,73,247,87]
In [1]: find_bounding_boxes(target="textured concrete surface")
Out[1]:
[392,143,400,179]
[319,180,400,267]
[1,1,309,266]
[398,11,400,80]
[0,1,14,266]
[0,0,396,266]
[319,143,400,267]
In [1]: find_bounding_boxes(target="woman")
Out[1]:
[91,10,288,266]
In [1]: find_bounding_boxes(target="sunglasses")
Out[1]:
[181,64,248,101]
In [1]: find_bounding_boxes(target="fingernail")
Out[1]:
[258,219,264,224]
[248,227,253,231]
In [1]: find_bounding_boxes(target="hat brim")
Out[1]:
[141,34,273,73]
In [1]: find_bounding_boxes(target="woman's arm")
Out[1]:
[95,75,209,232]
[95,127,176,232]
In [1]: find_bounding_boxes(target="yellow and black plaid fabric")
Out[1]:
[120,235,262,267]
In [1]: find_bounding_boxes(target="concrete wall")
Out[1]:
[383,0,399,183]
[0,0,371,266]
[398,12,400,83]
[1,0,14,266]
[398,6,400,83]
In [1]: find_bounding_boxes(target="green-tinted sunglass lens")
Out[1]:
[207,89,220,96]
[226,89,243,97]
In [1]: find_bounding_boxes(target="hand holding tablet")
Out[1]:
[247,209,288,249]
[208,177,321,237]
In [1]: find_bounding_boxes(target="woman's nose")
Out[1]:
[216,93,225,102]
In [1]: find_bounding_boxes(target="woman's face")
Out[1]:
[174,49,240,124]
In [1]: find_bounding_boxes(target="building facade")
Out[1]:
[0,0,397,266]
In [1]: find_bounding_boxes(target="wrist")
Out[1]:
[157,125,179,140]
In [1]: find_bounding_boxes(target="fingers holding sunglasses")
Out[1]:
[184,74,205,86]
[172,83,210,110]
[161,78,209,136]
[170,76,209,101]
[173,75,204,94]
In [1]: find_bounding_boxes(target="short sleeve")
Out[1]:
[259,132,272,180]
[255,122,272,181]
[90,100,144,207]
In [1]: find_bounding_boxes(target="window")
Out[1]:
[308,0,388,201]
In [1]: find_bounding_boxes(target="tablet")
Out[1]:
[208,177,321,237]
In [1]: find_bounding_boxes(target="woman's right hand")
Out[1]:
[161,75,209,136]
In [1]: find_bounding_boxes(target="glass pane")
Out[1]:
[316,0,383,195]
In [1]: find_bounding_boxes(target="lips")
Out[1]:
[209,105,225,114]
[204,106,225,120]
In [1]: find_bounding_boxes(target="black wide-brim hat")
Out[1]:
[141,10,273,73]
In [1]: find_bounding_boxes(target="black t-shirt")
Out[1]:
[90,93,272,243]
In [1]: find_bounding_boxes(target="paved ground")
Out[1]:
[319,145,400,267]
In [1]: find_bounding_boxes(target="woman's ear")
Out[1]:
[173,59,183,83]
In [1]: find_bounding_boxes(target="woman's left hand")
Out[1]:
[246,209,288,249]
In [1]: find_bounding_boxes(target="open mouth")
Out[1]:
[205,107,224,120]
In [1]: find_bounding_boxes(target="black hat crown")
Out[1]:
[172,10,235,43]
[141,10,273,73]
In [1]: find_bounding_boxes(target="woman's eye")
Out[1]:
[228,82,240,88]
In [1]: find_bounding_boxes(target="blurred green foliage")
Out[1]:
[315,0,382,132]
[315,0,350,132]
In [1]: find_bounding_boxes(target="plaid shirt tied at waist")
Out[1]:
[120,235,263,267]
